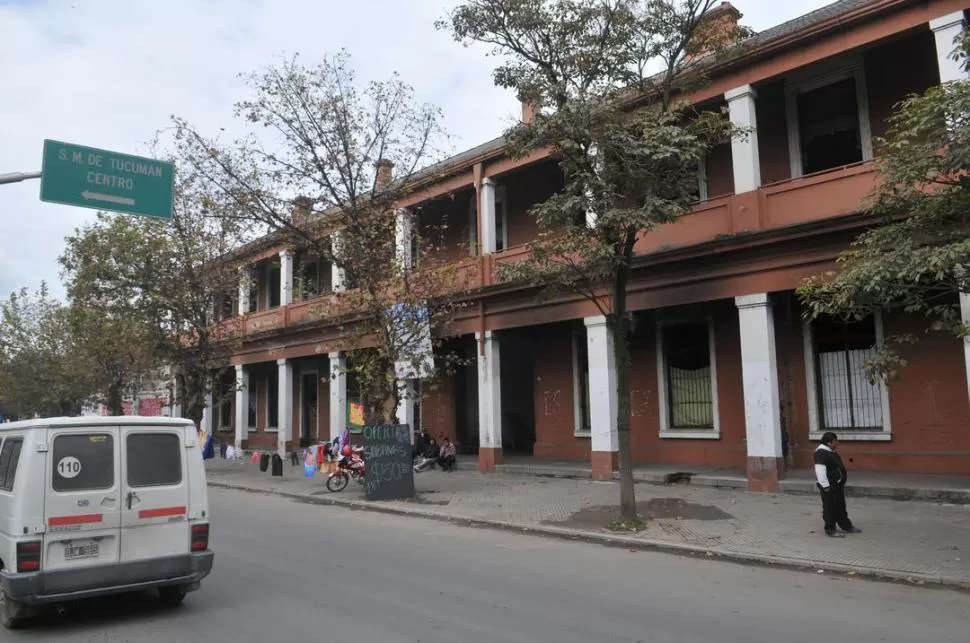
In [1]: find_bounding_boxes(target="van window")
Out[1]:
[52,434,115,492]
[127,433,182,487]
[0,438,23,492]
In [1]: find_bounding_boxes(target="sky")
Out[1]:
[0,0,834,300]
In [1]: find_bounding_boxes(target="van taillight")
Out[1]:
[16,541,41,573]
[191,524,209,552]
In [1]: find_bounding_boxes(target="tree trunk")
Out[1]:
[613,235,638,520]
[106,380,124,416]
[612,314,636,519]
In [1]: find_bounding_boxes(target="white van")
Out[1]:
[0,416,214,628]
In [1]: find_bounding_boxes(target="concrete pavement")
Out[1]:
[9,487,970,641]
[205,457,970,589]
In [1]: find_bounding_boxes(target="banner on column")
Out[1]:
[388,303,434,379]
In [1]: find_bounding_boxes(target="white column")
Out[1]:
[233,365,248,451]
[960,294,970,405]
[479,178,497,254]
[279,250,294,306]
[328,351,347,441]
[584,316,618,454]
[476,331,502,450]
[237,268,251,316]
[395,208,414,272]
[725,84,761,194]
[735,294,782,461]
[331,234,347,293]
[931,11,968,82]
[396,379,416,433]
[202,388,213,435]
[277,359,293,456]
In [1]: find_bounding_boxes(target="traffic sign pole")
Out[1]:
[0,171,41,185]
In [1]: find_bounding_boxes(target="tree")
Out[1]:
[799,33,970,381]
[171,51,465,426]
[0,284,93,417]
[441,0,744,520]
[60,219,160,416]
[60,172,248,426]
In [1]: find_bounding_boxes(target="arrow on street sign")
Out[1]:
[40,140,174,219]
[81,190,136,206]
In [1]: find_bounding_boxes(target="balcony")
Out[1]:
[632,161,878,256]
[228,161,879,340]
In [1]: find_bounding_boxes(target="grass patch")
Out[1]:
[609,515,646,532]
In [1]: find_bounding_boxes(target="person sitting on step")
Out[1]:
[414,438,439,472]
[437,437,457,472]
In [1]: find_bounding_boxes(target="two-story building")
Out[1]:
[204,0,970,492]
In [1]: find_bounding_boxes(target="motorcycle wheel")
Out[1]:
[326,471,349,492]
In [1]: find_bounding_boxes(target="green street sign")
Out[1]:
[40,139,174,220]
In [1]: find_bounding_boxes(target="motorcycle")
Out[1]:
[326,447,365,492]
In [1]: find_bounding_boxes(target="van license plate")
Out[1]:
[64,542,99,560]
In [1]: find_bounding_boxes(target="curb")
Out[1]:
[207,480,970,593]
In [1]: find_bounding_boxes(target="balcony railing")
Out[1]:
[633,161,878,256]
[231,161,879,338]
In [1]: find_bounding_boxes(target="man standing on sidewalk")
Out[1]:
[814,432,860,538]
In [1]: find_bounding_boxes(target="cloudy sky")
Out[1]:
[0,0,832,300]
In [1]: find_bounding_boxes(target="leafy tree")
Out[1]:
[0,284,93,417]
[60,219,160,416]
[799,33,970,381]
[441,0,744,519]
[60,171,247,426]
[172,51,465,425]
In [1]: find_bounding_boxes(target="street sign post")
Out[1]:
[40,140,174,219]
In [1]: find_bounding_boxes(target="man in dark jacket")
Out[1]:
[814,432,860,537]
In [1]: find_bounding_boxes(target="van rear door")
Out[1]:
[44,428,122,572]
[119,426,189,563]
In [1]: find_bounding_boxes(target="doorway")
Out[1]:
[300,372,319,448]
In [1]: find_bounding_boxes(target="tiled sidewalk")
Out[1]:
[205,458,970,588]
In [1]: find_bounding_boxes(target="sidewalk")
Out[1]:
[495,456,970,503]
[204,458,970,589]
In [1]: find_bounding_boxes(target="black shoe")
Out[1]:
[825,530,845,538]
[842,526,861,534]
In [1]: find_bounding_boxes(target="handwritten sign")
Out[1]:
[362,424,415,501]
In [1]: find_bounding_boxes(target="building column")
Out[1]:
[479,178,497,254]
[960,295,970,407]
[237,268,251,316]
[395,208,414,272]
[277,359,294,456]
[328,351,347,441]
[585,316,619,481]
[725,84,761,194]
[201,387,213,435]
[331,234,347,293]
[234,365,248,451]
[396,379,416,443]
[931,11,968,83]
[279,250,294,306]
[735,294,784,492]
[476,331,502,472]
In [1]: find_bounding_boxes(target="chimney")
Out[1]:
[521,100,540,124]
[519,91,541,124]
[375,159,395,191]
[685,2,743,63]
[291,196,313,224]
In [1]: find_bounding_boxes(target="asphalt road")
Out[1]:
[6,487,969,642]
